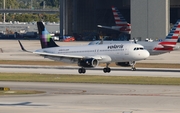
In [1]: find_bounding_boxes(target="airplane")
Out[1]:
[97,6,131,34]
[89,20,180,66]
[18,22,149,73]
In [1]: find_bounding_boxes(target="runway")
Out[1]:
[1,82,180,113]
[0,65,180,77]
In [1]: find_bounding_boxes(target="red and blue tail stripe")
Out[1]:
[162,20,180,44]
[111,6,131,34]
[153,20,180,50]
[112,6,128,26]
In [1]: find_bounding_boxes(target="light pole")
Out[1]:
[60,0,64,39]
[3,0,5,23]
[31,0,32,9]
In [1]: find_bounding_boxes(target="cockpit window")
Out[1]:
[134,47,144,51]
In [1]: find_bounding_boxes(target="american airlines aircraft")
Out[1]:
[89,20,180,66]
[97,6,131,34]
[18,22,149,73]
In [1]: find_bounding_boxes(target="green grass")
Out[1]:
[0,90,45,95]
[0,73,180,85]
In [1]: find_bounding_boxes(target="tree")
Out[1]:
[44,0,59,7]
[6,0,19,9]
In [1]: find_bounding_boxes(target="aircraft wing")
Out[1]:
[18,40,111,62]
[33,51,107,60]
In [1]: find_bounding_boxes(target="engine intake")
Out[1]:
[78,58,99,67]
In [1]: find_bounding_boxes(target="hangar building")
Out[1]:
[60,0,180,41]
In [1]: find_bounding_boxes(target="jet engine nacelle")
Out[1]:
[115,62,131,67]
[78,58,99,67]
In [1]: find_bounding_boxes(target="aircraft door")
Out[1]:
[124,46,129,56]
[123,45,130,60]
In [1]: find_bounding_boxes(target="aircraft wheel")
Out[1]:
[78,68,86,74]
[131,67,136,71]
[103,68,107,73]
[106,68,111,73]
[78,68,82,73]
[82,68,86,73]
[103,68,111,73]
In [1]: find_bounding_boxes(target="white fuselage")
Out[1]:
[88,41,179,55]
[35,43,149,64]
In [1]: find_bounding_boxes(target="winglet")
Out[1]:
[18,40,32,53]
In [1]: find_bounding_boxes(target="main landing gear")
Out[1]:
[78,61,136,73]
[103,63,111,73]
[78,67,111,74]
[78,63,111,74]
[129,61,136,71]
[78,67,86,74]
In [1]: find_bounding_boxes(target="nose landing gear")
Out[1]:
[129,61,136,71]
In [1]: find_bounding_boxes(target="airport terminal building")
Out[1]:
[60,0,180,41]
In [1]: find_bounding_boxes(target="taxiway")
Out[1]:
[1,82,180,113]
[0,65,180,77]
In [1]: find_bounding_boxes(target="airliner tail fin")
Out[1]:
[111,6,131,34]
[154,20,180,51]
[37,22,59,49]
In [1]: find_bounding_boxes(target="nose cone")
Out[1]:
[143,50,150,59]
[134,50,150,60]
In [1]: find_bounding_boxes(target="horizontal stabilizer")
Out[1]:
[97,25,120,31]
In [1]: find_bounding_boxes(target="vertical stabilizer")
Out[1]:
[154,20,180,50]
[111,6,131,34]
[160,20,180,47]
[37,22,58,48]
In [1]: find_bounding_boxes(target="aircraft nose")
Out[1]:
[131,50,150,61]
[142,50,150,59]
[135,50,150,60]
